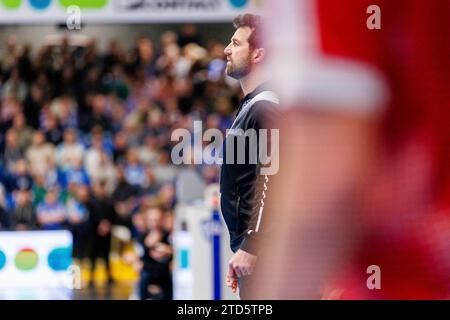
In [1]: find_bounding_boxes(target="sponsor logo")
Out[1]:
[113,0,220,11]
[228,0,246,8]
[228,0,264,9]
[29,0,51,9]
[15,248,39,271]
[1,0,108,10]
[59,0,108,9]
[1,0,22,9]
[48,246,72,271]
[0,250,6,271]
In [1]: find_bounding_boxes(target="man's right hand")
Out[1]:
[97,219,111,236]
[226,265,238,293]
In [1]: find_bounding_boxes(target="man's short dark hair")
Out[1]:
[233,14,262,50]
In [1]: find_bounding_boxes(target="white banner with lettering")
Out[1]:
[0,0,264,24]
[0,231,74,291]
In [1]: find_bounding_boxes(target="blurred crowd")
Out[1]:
[0,25,239,299]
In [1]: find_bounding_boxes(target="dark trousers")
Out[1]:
[139,268,173,300]
[88,234,112,282]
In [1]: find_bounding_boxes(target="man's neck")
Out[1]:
[239,67,266,96]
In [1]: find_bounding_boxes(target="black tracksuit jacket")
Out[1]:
[220,83,279,255]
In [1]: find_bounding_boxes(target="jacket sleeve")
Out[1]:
[240,101,280,255]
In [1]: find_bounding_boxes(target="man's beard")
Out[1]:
[226,57,252,80]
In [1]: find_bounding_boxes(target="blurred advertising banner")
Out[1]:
[0,0,264,24]
[173,184,238,300]
[0,230,74,291]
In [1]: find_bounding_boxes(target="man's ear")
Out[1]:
[252,48,266,64]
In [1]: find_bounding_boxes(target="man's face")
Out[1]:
[66,130,78,144]
[45,191,57,204]
[146,209,164,230]
[224,27,254,80]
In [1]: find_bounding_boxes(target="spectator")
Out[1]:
[1,35,18,74]
[135,37,155,78]
[23,84,46,129]
[138,207,173,300]
[2,129,23,172]
[43,114,64,145]
[43,156,65,190]
[0,183,6,209]
[26,130,56,177]
[17,44,34,84]
[110,98,127,133]
[85,134,116,191]
[63,158,90,189]
[1,67,28,102]
[56,128,84,171]
[84,94,112,132]
[178,23,203,47]
[141,167,160,197]
[36,188,66,230]
[87,180,114,286]
[124,148,146,188]
[96,151,117,194]
[153,150,177,185]
[4,159,33,193]
[157,184,176,211]
[0,95,21,130]
[112,131,128,164]
[10,189,36,230]
[12,112,34,150]
[32,174,47,207]
[102,40,125,74]
[206,41,227,82]
[50,95,78,129]
[84,130,110,179]
[0,206,8,230]
[138,135,160,166]
[0,184,9,230]
[67,184,89,261]
[112,165,137,202]
[111,165,137,229]
[159,31,178,55]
